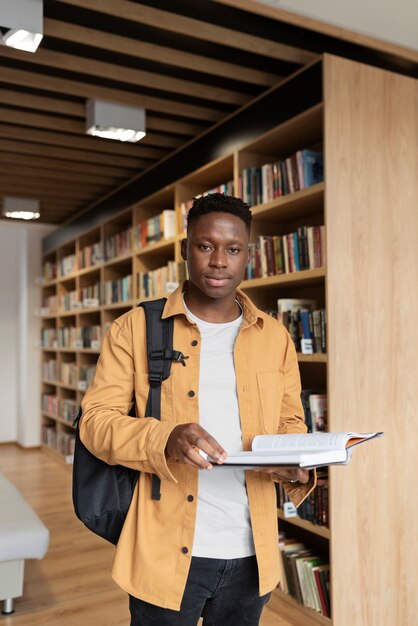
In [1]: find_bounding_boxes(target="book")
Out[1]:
[309,393,328,431]
[277,298,317,316]
[210,431,383,469]
[300,149,324,187]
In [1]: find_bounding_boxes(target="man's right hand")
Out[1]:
[165,423,227,470]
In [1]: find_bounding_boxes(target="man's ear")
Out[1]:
[181,238,187,261]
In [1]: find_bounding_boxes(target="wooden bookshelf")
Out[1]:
[297,353,327,363]
[277,508,330,540]
[240,267,325,290]
[39,55,418,626]
[269,589,331,626]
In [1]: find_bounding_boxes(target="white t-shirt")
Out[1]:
[183,299,255,559]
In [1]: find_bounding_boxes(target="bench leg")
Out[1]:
[0,559,24,613]
[2,598,14,615]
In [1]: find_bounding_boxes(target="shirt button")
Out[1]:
[191,340,198,346]
[187,495,194,502]
[188,390,195,398]
[181,546,189,554]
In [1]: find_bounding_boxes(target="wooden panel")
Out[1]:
[0,153,137,179]
[0,109,184,150]
[0,159,128,184]
[0,138,148,169]
[54,0,315,65]
[1,171,108,197]
[0,123,168,159]
[324,54,418,626]
[0,66,223,122]
[0,88,84,116]
[44,18,280,86]
[0,94,207,136]
[0,46,250,107]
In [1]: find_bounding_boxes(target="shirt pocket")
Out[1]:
[256,371,284,434]
[133,372,174,422]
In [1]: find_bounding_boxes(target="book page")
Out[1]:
[252,432,350,453]
[252,431,383,453]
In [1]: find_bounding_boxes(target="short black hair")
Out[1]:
[187,193,252,232]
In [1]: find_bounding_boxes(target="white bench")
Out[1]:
[0,473,49,615]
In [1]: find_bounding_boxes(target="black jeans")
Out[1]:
[129,555,271,626]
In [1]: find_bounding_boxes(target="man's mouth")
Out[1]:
[204,276,230,287]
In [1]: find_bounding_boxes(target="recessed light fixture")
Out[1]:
[0,0,43,53]
[2,197,40,220]
[86,99,146,143]
[2,28,43,52]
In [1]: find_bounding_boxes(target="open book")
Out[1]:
[211,432,384,469]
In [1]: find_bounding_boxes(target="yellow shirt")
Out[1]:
[80,284,316,609]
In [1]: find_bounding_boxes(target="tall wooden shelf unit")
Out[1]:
[39,55,418,626]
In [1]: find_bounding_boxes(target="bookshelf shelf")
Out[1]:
[39,278,58,288]
[270,588,331,625]
[58,272,78,284]
[251,182,324,223]
[79,348,102,354]
[102,300,135,310]
[42,380,78,392]
[78,307,102,316]
[240,267,325,290]
[277,508,330,539]
[42,413,74,429]
[102,252,133,268]
[135,236,177,257]
[77,265,103,277]
[297,353,327,363]
[42,411,59,420]
[57,309,80,317]
[41,347,101,354]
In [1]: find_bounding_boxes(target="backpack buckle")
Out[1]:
[149,371,163,386]
[149,349,189,366]
[172,350,189,366]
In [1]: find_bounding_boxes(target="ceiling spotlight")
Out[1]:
[86,99,146,143]
[2,197,40,220]
[1,28,43,52]
[0,0,43,53]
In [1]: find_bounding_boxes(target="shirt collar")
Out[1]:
[162,281,264,330]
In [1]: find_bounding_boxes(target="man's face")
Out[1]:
[181,211,250,301]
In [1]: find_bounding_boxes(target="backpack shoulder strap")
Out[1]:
[139,297,188,500]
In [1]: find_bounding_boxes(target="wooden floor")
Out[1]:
[0,444,307,626]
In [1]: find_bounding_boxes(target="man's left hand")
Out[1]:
[252,467,310,484]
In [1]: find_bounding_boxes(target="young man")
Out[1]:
[80,193,315,626]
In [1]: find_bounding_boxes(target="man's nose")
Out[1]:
[209,249,227,267]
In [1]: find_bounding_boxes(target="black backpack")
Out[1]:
[72,298,188,545]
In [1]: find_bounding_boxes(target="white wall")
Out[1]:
[0,221,55,446]
[256,0,418,51]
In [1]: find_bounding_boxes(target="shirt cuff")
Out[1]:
[145,421,179,483]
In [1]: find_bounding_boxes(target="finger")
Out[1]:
[296,469,310,484]
[182,446,214,470]
[254,467,301,482]
[192,434,227,463]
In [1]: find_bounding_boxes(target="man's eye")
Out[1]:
[228,248,240,254]
[199,244,211,251]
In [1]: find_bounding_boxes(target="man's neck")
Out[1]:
[183,286,241,323]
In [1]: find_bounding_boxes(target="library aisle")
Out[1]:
[0,444,302,626]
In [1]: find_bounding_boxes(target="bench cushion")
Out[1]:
[0,473,49,562]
